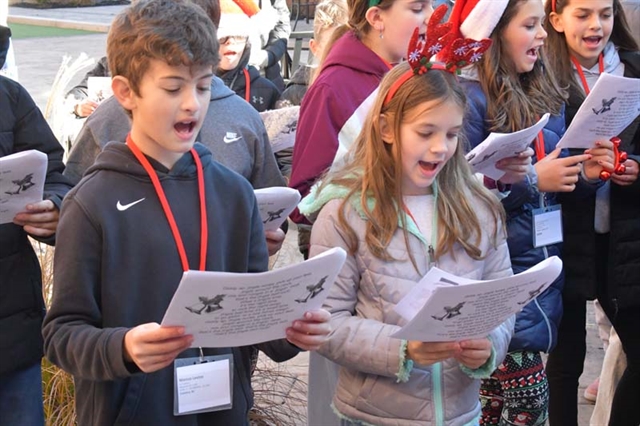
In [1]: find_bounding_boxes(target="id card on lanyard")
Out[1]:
[532,204,563,247]
[173,353,234,416]
[532,131,563,247]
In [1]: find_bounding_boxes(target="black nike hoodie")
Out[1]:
[43,142,299,425]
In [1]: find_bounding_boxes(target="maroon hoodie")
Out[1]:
[288,31,391,224]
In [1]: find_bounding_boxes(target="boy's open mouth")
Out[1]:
[175,121,196,135]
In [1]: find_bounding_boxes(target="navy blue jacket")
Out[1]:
[460,79,565,353]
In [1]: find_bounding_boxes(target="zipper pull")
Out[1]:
[428,245,435,266]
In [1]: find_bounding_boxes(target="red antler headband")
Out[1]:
[383,5,492,105]
[552,0,557,12]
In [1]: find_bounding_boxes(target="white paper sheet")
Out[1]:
[557,73,640,149]
[87,76,113,103]
[254,187,301,231]
[0,150,47,225]
[466,114,550,181]
[392,256,563,342]
[161,247,347,347]
[259,106,299,153]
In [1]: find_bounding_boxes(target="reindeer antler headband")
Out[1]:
[383,4,492,105]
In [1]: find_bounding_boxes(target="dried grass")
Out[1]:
[249,357,308,426]
[41,359,76,426]
[34,241,77,426]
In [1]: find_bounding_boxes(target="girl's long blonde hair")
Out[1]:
[311,0,395,85]
[474,0,566,132]
[544,0,639,98]
[317,63,505,268]
[309,0,349,83]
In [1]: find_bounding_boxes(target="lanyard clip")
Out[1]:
[428,245,435,266]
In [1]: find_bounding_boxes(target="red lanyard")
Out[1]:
[571,54,604,95]
[126,134,208,272]
[535,130,546,162]
[243,68,251,103]
[403,205,417,226]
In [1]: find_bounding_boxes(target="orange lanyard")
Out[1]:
[126,134,208,272]
[243,68,251,103]
[571,54,604,95]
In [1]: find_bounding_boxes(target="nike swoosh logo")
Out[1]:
[223,135,242,143]
[116,198,145,211]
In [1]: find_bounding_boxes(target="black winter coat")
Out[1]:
[559,50,640,309]
[0,75,73,374]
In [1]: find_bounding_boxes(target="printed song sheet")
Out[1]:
[0,150,47,225]
[466,114,549,180]
[161,247,347,347]
[557,73,640,149]
[259,106,299,153]
[87,77,113,103]
[254,187,301,231]
[392,256,563,342]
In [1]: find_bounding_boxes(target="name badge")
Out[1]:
[173,354,233,416]
[532,205,563,248]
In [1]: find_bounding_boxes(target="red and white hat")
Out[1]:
[448,0,510,41]
[217,0,260,39]
[218,0,277,38]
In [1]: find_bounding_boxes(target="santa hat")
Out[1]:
[448,0,509,41]
[217,0,277,40]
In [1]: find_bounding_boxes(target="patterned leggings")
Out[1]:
[480,350,549,426]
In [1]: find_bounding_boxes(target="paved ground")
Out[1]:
[8,4,606,425]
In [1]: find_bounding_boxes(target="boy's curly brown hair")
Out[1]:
[107,0,220,96]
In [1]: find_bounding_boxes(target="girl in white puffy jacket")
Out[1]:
[298,54,515,424]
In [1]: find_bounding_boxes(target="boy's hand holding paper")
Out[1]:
[0,150,48,226]
[161,247,346,348]
[12,200,60,237]
[123,323,193,373]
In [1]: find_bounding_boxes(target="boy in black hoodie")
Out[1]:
[216,0,280,111]
[42,2,330,425]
